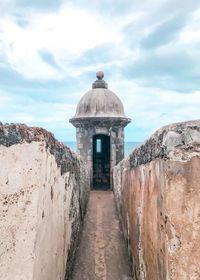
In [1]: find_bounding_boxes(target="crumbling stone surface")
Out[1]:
[0,123,90,280]
[0,123,79,175]
[129,120,200,168]
[113,120,200,280]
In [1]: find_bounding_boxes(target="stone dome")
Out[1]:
[72,71,127,119]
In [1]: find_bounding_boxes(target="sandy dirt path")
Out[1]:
[71,191,132,280]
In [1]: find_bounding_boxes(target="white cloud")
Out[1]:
[179,9,200,45]
[0,0,200,141]
[109,76,200,139]
[0,4,128,80]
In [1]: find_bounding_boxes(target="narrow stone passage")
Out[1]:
[71,191,132,280]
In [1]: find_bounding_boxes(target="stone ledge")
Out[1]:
[0,122,90,280]
[0,123,78,175]
[129,120,200,168]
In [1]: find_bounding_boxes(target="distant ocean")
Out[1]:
[63,142,141,157]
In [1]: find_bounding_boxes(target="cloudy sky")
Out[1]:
[0,0,200,142]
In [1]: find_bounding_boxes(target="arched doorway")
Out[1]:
[93,134,110,190]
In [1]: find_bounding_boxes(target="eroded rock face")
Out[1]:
[113,120,200,280]
[0,124,90,280]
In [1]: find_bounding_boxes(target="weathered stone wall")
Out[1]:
[113,120,200,280]
[0,123,90,280]
[71,118,128,189]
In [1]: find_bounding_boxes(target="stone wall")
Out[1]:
[0,123,90,280]
[113,120,200,280]
[70,118,128,189]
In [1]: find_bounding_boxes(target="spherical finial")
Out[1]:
[96,71,104,80]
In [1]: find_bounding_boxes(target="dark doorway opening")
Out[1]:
[93,134,110,190]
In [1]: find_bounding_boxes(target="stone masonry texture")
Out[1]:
[113,120,200,280]
[71,191,132,280]
[0,123,90,280]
